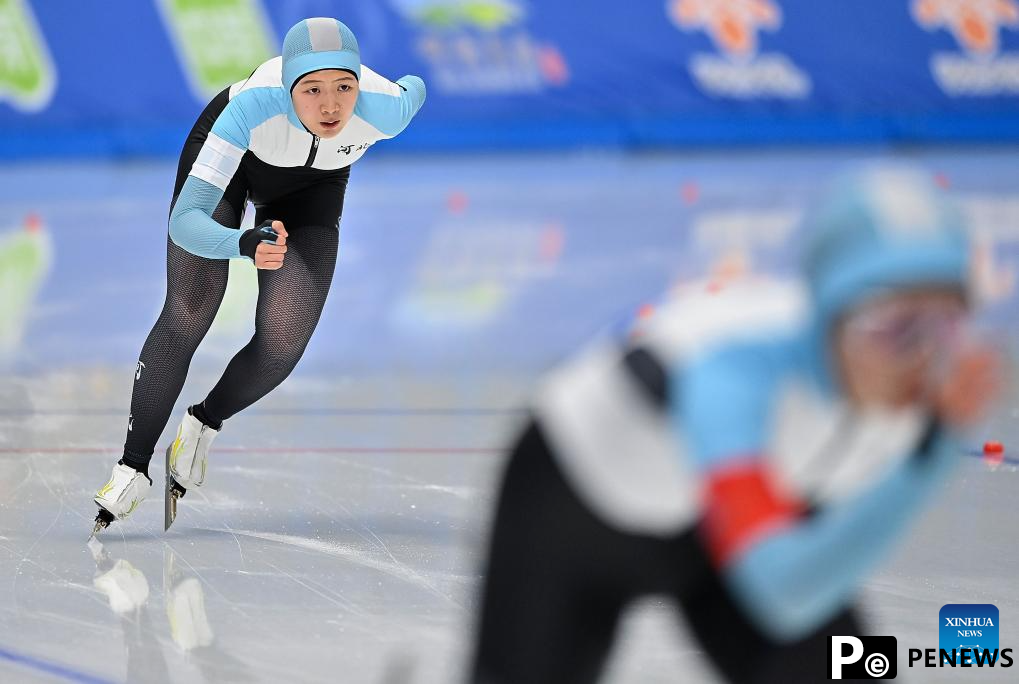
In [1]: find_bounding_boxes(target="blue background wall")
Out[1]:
[3,0,1019,159]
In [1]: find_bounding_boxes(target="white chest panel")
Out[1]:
[535,343,701,537]
[768,382,925,505]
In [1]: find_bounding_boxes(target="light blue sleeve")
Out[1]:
[677,340,956,642]
[677,343,779,469]
[168,89,279,260]
[727,423,955,642]
[355,75,426,137]
[168,176,245,259]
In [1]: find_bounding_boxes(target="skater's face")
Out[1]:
[833,288,967,409]
[292,69,359,139]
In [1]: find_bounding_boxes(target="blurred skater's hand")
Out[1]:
[254,220,287,270]
[931,345,1001,428]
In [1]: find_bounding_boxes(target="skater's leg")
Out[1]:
[469,420,702,684]
[122,237,228,469]
[199,173,348,423]
[161,167,348,528]
[470,422,623,684]
[201,223,338,421]
[680,555,864,683]
[121,88,248,471]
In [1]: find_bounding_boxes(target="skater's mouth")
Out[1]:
[320,120,341,130]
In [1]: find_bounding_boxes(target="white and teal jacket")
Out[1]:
[536,276,957,642]
[168,56,425,259]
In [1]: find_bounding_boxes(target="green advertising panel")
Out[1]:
[157,0,276,100]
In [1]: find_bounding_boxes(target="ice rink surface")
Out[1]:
[1,149,1018,683]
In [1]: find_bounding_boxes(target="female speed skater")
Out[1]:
[91,17,426,535]
[468,166,1000,683]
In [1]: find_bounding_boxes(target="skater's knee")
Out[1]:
[159,294,221,334]
[255,326,314,365]
[256,345,304,378]
[155,316,206,348]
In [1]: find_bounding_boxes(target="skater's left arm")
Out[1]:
[353,66,426,138]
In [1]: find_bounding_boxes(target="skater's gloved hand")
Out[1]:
[239,220,287,269]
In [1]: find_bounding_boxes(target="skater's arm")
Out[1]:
[719,429,952,642]
[169,90,276,259]
[680,347,955,642]
[353,66,426,138]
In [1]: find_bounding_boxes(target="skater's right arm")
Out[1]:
[678,344,995,643]
[168,90,279,260]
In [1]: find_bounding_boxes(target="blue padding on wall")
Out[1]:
[2,0,1019,159]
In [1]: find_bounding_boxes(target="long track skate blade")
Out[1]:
[165,447,175,531]
[89,507,115,541]
[88,519,104,541]
[165,446,187,531]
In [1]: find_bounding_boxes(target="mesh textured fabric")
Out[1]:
[203,225,338,422]
[168,176,240,258]
[123,197,237,462]
[283,19,359,63]
[281,22,314,64]
[124,221,339,462]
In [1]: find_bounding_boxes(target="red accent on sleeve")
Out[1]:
[701,460,804,567]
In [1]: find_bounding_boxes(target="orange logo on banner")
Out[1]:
[913,0,1019,55]
[668,0,782,58]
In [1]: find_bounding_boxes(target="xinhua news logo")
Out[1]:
[830,636,897,679]
[831,605,1014,678]
[906,603,1013,669]
[940,603,998,665]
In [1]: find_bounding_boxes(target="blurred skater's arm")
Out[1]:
[714,434,953,642]
[679,345,994,643]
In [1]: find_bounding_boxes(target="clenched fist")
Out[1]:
[254,220,288,270]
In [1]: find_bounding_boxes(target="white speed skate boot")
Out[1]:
[164,408,220,530]
[92,463,152,537]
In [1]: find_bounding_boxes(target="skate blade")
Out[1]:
[164,446,186,531]
[89,507,115,541]
[164,488,175,531]
[165,446,175,531]
[88,519,105,541]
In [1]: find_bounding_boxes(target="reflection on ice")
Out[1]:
[87,537,253,683]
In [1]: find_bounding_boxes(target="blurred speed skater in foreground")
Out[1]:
[468,165,1000,684]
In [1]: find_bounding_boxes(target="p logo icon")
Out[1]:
[830,636,897,679]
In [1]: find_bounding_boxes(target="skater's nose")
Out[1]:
[321,97,342,117]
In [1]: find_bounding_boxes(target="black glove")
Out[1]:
[239,220,279,259]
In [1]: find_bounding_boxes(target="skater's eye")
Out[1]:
[339,84,352,93]
[306,87,320,95]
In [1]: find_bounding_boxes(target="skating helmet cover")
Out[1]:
[802,164,970,332]
[800,165,971,391]
[282,18,361,93]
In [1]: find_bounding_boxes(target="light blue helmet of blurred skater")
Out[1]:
[802,164,970,332]
[282,18,361,93]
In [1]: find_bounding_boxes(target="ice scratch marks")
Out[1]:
[226,529,462,609]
